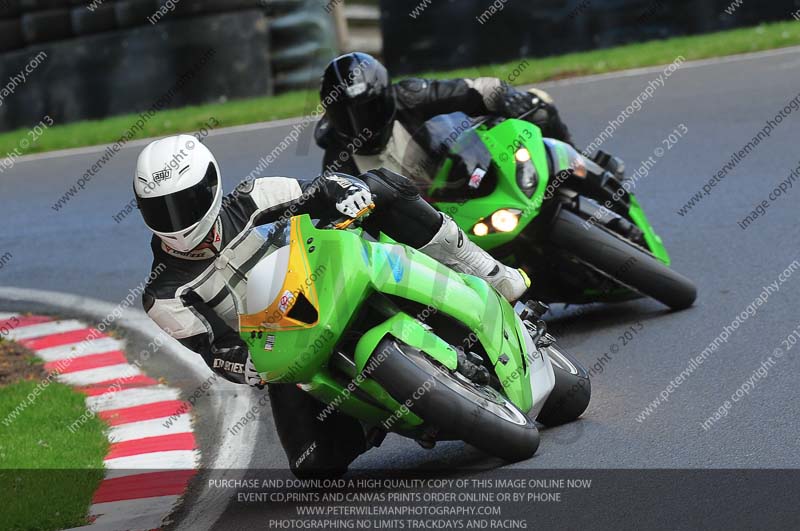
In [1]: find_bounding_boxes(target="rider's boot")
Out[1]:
[419,215,530,302]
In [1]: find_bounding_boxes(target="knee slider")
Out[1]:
[290,446,348,479]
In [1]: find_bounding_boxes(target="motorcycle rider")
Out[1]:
[315,52,578,179]
[136,135,529,477]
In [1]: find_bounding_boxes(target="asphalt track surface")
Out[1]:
[2,48,800,528]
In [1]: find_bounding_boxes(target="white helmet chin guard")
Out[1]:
[134,135,222,253]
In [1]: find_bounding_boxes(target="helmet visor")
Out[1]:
[328,94,395,139]
[138,163,219,233]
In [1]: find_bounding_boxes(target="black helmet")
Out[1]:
[320,52,396,155]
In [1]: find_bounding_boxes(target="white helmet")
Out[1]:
[134,135,222,252]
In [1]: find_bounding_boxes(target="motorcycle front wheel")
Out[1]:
[369,337,540,462]
[549,208,697,310]
[536,343,591,427]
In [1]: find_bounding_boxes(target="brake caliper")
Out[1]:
[455,348,491,385]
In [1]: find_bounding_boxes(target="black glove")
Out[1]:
[208,343,251,385]
[207,344,265,388]
[499,85,543,119]
[244,354,265,389]
[320,173,373,218]
[500,87,576,146]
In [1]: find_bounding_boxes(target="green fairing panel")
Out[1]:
[627,195,670,264]
[354,313,458,373]
[241,214,532,420]
[433,120,550,251]
[358,242,534,411]
[305,370,424,430]
[546,141,671,265]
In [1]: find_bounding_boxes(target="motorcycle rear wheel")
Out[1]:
[370,337,540,462]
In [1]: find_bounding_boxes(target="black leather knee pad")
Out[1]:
[361,167,421,202]
[289,441,348,479]
[359,167,442,247]
[289,414,366,478]
[269,383,367,479]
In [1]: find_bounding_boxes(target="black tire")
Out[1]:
[70,4,116,35]
[0,0,21,18]
[19,0,71,8]
[0,20,24,52]
[370,337,540,462]
[113,0,159,28]
[550,208,697,310]
[20,9,72,44]
[162,0,261,18]
[536,343,591,427]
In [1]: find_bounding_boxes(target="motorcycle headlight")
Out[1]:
[472,222,490,237]
[472,209,522,236]
[515,148,531,163]
[490,209,520,233]
[515,149,538,198]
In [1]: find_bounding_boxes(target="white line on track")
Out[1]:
[537,45,800,88]
[12,45,800,165]
[4,319,88,340]
[103,450,200,476]
[57,364,142,387]
[107,414,193,443]
[86,386,181,412]
[36,338,125,362]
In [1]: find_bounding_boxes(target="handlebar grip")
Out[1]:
[333,203,376,230]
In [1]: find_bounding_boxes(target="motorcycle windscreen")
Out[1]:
[234,221,293,313]
[403,112,497,202]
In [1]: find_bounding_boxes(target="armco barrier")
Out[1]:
[0,0,336,131]
[0,6,272,132]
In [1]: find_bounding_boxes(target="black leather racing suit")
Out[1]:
[315,77,575,176]
[143,169,443,477]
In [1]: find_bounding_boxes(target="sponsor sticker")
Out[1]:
[468,167,486,189]
[278,290,296,314]
[264,334,276,351]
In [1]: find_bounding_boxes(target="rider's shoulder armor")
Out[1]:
[394,77,481,123]
[395,78,432,110]
[220,177,304,227]
[245,178,303,213]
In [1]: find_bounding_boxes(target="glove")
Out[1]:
[245,355,265,389]
[325,174,373,218]
[499,86,542,119]
[208,343,264,387]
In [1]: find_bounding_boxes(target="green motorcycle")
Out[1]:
[402,112,697,310]
[238,211,590,463]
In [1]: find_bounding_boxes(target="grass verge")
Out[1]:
[2,20,800,156]
[0,342,108,531]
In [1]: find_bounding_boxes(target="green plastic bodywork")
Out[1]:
[435,120,550,252]
[431,118,671,265]
[628,195,670,264]
[239,214,534,433]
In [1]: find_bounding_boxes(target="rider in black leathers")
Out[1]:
[136,135,528,478]
[315,52,576,179]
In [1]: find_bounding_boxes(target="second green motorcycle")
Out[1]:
[402,112,697,310]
